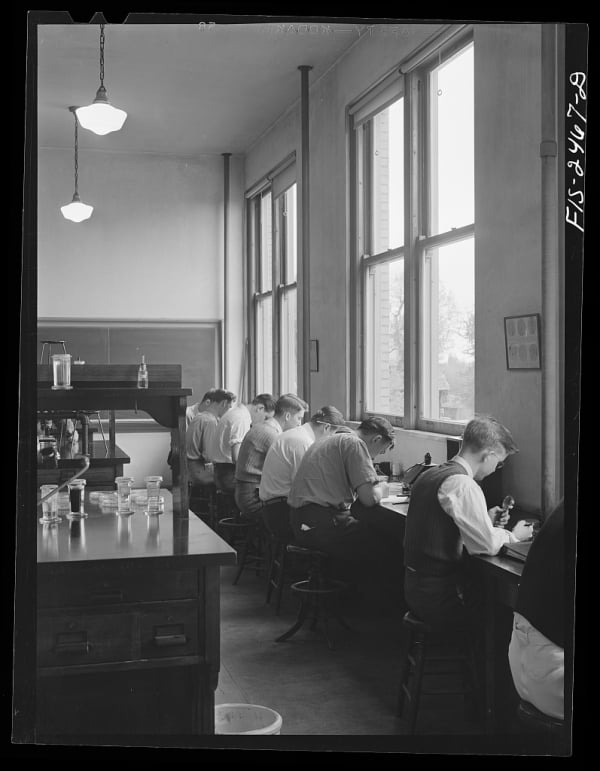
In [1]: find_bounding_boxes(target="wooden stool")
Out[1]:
[275,545,350,650]
[516,700,565,753]
[397,611,481,734]
[265,536,292,615]
[189,482,217,528]
[218,514,268,586]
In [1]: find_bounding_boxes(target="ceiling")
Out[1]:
[37,21,407,157]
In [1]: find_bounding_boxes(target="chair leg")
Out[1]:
[274,546,288,616]
[275,596,310,643]
[232,528,251,586]
[406,638,425,735]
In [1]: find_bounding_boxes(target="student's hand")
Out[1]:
[488,506,508,527]
[512,520,534,541]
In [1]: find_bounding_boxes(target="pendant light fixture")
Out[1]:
[75,23,127,136]
[61,107,94,222]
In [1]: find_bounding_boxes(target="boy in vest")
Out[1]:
[403,415,533,630]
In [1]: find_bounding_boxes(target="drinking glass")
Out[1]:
[39,484,59,523]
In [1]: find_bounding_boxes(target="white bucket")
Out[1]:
[214,703,283,735]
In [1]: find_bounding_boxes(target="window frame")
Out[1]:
[350,30,474,436]
[246,159,298,399]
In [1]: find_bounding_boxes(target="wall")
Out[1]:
[245,23,439,414]
[38,148,245,481]
[246,24,546,510]
[474,24,542,509]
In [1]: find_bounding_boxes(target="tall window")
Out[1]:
[247,167,297,398]
[352,37,474,432]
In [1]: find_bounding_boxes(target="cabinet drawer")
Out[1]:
[140,604,199,659]
[38,611,134,667]
[38,569,199,608]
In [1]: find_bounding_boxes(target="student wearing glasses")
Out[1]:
[403,414,534,630]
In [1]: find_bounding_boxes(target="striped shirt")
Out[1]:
[235,417,282,485]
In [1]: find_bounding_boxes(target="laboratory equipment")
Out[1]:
[144,475,163,515]
[51,353,73,390]
[495,494,515,528]
[115,476,135,514]
[137,355,149,388]
[39,485,60,524]
[67,478,87,518]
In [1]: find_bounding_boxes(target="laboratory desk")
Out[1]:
[37,440,131,490]
[380,498,525,733]
[36,490,236,744]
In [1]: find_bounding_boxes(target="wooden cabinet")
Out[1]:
[36,497,236,742]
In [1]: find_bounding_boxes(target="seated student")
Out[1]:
[287,416,406,593]
[185,388,235,487]
[259,405,346,541]
[234,394,307,520]
[508,500,565,721]
[208,394,275,494]
[403,414,534,631]
[186,387,218,427]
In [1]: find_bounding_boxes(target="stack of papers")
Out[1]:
[381,494,410,505]
[503,540,532,562]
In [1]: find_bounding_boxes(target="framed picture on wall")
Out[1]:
[504,314,542,370]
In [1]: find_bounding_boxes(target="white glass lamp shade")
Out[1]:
[75,87,127,136]
[61,194,93,222]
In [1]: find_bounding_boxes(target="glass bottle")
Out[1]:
[137,355,149,389]
[67,478,87,518]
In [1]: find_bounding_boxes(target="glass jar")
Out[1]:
[67,478,87,518]
[144,475,163,515]
[51,353,73,390]
[115,476,135,514]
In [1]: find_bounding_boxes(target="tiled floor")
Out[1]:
[216,562,481,738]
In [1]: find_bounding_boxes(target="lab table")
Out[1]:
[36,490,236,744]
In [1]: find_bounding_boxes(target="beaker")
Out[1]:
[115,476,135,514]
[144,475,163,515]
[39,485,60,524]
[67,479,87,518]
[51,353,73,390]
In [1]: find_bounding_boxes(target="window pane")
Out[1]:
[429,43,474,235]
[371,98,404,254]
[421,238,474,422]
[255,295,272,394]
[364,259,404,416]
[280,287,297,395]
[260,191,272,292]
[284,184,297,282]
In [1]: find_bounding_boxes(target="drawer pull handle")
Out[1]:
[153,624,187,648]
[55,632,91,655]
[91,590,124,603]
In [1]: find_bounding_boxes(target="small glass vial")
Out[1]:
[144,475,163,515]
[67,478,87,518]
[137,355,149,389]
[115,476,135,514]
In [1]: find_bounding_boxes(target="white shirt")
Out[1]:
[207,404,252,463]
[437,455,518,555]
[186,403,202,428]
[259,423,316,501]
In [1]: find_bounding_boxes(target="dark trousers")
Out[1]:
[214,463,236,493]
[403,563,484,632]
[262,499,293,543]
[289,502,405,605]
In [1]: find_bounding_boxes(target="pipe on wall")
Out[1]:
[540,25,560,517]
[298,66,312,406]
[222,152,231,388]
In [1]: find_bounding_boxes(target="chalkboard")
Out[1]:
[38,319,222,421]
